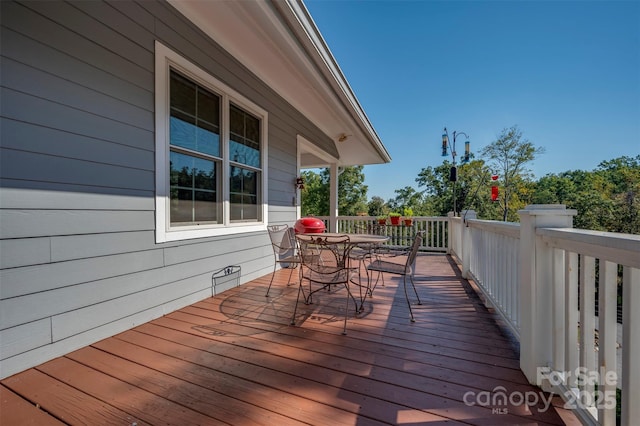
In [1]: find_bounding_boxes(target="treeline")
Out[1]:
[301,127,639,235]
[397,155,639,234]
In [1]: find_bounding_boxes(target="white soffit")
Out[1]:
[167,0,391,166]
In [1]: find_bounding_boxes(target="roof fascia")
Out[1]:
[166,0,391,166]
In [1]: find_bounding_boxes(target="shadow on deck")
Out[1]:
[1,254,580,425]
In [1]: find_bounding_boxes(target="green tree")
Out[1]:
[337,166,368,215]
[415,158,499,218]
[415,161,457,216]
[367,196,387,217]
[480,125,545,221]
[300,166,368,216]
[595,156,640,234]
[387,186,423,214]
[531,156,639,234]
[531,174,576,204]
[300,170,327,216]
[458,160,503,220]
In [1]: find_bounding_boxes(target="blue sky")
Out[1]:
[304,0,640,201]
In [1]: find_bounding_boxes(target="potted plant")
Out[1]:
[377,215,387,225]
[389,212,402,225]
[403,207,414,226]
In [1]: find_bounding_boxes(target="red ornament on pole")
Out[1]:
[491,175,499,202]
[491,186,499,201]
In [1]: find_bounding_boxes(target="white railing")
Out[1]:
[315,216,448,252]
[311,207,639,425]
[467,219,521,338]
[449,205,640,426]
[534,228,640,426]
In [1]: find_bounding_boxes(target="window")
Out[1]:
[229,104,261,221]
[169,70,221,226]
[155,42,268,242]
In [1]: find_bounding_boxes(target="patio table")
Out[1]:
[300,233,390,309]
[301,233,389,246]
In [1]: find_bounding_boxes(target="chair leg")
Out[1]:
[368,267,383,296]
[267,263,298,297]
[342,284,350,335]
[291,280,305,325]
[287,265,295,286]
[342,280,360,335]
[373,265,385,293]
[409,275,421,305]
[403,276,416,323]
[357,260,367,312]
[266,263,277,297]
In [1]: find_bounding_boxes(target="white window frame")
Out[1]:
[155,41,268,243]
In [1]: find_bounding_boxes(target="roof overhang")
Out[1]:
[167,0,391,168]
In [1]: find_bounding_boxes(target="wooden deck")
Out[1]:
[1,254,580,425]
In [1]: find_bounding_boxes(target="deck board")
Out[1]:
[2,253,579,425]
[0,384,67,426]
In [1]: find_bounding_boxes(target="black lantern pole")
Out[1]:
[441,127,470,216]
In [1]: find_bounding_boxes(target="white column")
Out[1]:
[446,211,454,255]
[461,210,477,279]
[518,204,576,384]
[329,163,339,232]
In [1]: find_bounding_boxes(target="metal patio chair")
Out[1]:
[349,223,385,300]
[266,224,301,297]
[366,231,424,322]
[292,233,360,334]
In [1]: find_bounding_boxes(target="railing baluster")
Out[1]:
[598,260,618,426]
[552,247,566,373]
[566,251,579,390]
[621,266,640,425]
[579,255,597,410]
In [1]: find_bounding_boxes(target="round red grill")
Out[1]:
[294,217,326,234]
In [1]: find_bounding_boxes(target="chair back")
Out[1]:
[405,231,424,273]
[267,224,295,255]
[296,234,352,268]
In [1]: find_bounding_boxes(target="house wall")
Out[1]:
[0,0,331,379]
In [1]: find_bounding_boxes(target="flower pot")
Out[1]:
[377,219,387,225]
[390,216,401,225]
[404,219,413,226]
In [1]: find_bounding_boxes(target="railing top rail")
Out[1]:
[538,227,640,268]
[466,219,521,239]
[330,216,448,220]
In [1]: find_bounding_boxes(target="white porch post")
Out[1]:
[328,163,339,232]
[518,205,576,385]
[446,212,454,255]
[461,210,477,279]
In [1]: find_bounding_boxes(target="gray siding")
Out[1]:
[0,0,331,378]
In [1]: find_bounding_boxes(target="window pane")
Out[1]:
[192,156,215,189]
[170,70,220,157]
[194,190,216,222]
[195,122,219,157]
[170,114,196,152]
[170,188,195,224]
[170,150,194,187]
[170,72,196,116]
[245,111,259,142]
[230,166,260,222]
[198,89,219,126]
[170,150,219,225]
[229,104,260,168]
